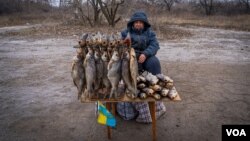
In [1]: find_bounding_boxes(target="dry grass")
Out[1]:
[156,13,250,31]
[2,23,126,38]
[0,12,62,27]
[3,21,192,41]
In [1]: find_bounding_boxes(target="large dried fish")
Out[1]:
[129,48,138,95]
[107,50,122,99]
[121,47,137,98]
[100,33,109,52]
[107,34,117,58]
[101,50,111,93]
[94,50,104,91]
[84,48,96,99]
[79,33,89,47]
[71,54,85,100]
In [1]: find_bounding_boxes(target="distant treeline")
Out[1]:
[1,0,249,15]
[0,0,249,27]
[0,0,52,15]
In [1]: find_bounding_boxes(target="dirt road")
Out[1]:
[0,25,250,141]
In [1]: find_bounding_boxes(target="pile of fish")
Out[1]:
[71,31,179,101]
[136,71,178,100]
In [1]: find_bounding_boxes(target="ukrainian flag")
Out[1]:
[97,101,116,127]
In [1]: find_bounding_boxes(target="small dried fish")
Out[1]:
[161,88,170,97]
[142,71,159,85]
[156,73,173,83]
[168,86,178,99]
[153,93,161,100]
[139,92,147,99]
[137,83,146,89]
[142,88,155,96]
[149,85,162,92]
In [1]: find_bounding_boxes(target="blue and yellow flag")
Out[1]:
[97,101,116,127]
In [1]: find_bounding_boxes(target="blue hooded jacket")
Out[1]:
[121,11,160,58]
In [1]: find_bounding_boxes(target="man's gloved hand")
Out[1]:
[138,54,146,63]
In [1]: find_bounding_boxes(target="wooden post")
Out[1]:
[111,103,116,116]
[149,102,156,141]
[106,102,112,139]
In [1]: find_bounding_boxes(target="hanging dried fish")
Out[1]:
[101,50,111,95]
[107,50,122,99]
[121,47,137,98]
[129,48,138,95]
[94,49,104,92]
[71,54,85,100]
[84,47,96,99]
[107,34,117,58]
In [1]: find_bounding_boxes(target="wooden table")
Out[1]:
[81,91,181,141]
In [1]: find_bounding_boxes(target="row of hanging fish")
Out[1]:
[71,31,179,101]
[71,31,138,100]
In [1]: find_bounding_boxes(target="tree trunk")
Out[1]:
[97,0,124,27]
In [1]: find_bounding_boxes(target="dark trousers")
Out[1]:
[138,55,161,75]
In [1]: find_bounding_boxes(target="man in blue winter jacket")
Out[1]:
[121,11,161,74]
[117,11,166,123]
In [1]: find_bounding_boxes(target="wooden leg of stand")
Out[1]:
[149,102,156,141]
[112,103,116,116]
[106,102,112,139]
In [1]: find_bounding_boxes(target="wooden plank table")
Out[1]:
[81,88,181,141]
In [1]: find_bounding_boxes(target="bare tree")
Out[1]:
[89,0,101,25]
[199,0,214,15]
[72,0,94,26]
[97,0,124,27]
[72,0,101,27]
[239,0,250,13]
[60,0,71,7]
[160,0,181,11]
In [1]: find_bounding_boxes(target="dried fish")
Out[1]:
[71,54,85,100]
[107,50,122,99]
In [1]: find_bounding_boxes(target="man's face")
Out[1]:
[133,21,144,30]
